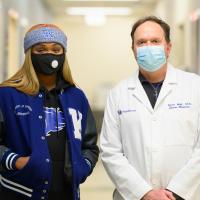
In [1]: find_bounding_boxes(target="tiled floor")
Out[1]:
[80,160,114,200]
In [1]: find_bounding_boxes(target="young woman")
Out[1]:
[0,24,99,200]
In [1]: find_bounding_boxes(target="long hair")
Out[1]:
[0,49,75,95]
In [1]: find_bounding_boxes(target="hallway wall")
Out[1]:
[54,16,137,109]
[154,0,200,72]
[1,0,200,108]
[0,0,52,81]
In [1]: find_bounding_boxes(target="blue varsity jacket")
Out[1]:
[0,86,99,200]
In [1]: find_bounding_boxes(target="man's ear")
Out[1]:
[132,45,137,58]
[166,42,172,58]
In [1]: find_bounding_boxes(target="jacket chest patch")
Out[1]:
[14,104,32,116]
[44,107,66,136]
[68,108,82,140]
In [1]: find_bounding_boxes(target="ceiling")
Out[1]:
[42,0,159,18]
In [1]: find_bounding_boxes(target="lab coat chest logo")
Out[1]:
[69,108,82,140]
[117,109,136,115]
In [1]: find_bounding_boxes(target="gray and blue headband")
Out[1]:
[24,27,67,52]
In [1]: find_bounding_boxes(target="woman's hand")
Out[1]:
[15,156,30,170]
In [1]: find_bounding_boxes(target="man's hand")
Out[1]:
[15,156,30,170]
[142,189,176,200]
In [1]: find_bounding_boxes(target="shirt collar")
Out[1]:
[39,76,73,93]
[139,71,148,83]
[138,70,164,85]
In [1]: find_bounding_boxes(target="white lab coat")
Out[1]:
[100,64,200,200]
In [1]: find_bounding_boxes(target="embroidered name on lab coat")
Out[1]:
[168,102,192,109]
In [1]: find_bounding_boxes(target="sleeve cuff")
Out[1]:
[84,158,92,172]
[1,150,20,170]
[167,184,188,200]
[167,190,185,200]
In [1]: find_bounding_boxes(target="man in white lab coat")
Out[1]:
[100,16,200,200]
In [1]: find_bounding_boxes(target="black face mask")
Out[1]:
[31,53,65,75]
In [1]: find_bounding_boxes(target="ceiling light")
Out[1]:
[63,0,139,1]
[66,7,132,26]
[85,13,106,26]
[66,7,132,16]
[20,18,29,27]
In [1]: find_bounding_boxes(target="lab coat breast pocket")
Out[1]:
[163,106,198,146]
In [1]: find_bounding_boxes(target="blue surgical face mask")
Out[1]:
[136,45,166,72]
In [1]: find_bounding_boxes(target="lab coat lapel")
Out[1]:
[130,69,154,113]
[154,64,177,109]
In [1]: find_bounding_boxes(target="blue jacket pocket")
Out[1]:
[75,156,91,184]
